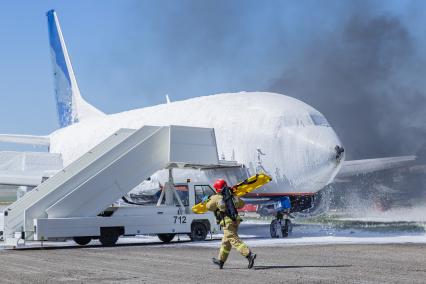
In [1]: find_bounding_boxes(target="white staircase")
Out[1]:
[3,125,220,242]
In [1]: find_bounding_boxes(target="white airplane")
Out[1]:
[0,10,416,216]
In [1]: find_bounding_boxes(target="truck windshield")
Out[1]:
[175,190,189,206]
[194,185,216,204]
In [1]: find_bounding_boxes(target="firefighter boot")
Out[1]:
[246,252,256,269]
[212,258,224,269]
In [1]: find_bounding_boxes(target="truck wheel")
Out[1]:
[190,222,207,241]
[157,233,175,243]
[73,236,92,246]
[99,229,119,246]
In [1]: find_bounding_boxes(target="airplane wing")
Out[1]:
[0,172,44,187]
[336,155,416,179]
[0,151,62,187]
[0,134,50,147]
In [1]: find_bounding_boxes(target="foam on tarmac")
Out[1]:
[2,221,425,249]
[0,221,425,282]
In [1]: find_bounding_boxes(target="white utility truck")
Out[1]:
[38,172,221,246]
[2,125,240,248]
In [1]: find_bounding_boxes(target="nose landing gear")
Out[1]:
[269,196,293,238]
[270,212,293,238]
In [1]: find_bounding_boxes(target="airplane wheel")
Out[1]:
[73,236,91,246]
[270,219,280,238]
[158,233,176,243]
[99,228,119,246]
[288,219,294,233]
[281,219,290,238]
[190,222,207,241]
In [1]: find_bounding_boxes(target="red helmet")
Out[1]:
[213,179,227,193]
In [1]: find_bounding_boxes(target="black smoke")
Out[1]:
[269,14,426,159]
[117,1,426,160]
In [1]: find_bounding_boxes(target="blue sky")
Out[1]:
[0,1,126,134]
[1,1,425,158]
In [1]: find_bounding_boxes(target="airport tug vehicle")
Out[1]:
[2,125,259,248]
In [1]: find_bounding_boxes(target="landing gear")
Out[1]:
[270,213,292,238]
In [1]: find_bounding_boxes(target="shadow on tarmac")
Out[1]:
[253,264,351,270]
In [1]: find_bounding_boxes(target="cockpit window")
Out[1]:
[310,114,330,127]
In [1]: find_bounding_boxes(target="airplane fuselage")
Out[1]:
[49,92,344,195]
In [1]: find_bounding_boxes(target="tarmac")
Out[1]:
[1,221,425,283]
[0,243,425,283]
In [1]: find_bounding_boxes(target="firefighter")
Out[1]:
[205,178,256,269]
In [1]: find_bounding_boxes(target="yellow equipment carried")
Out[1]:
[191,173,272,214]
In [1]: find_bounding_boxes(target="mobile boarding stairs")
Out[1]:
[2,125,237,248]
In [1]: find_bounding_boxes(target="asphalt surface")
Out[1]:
[0,243,425,283]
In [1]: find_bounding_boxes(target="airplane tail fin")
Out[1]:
[46,10,104,128]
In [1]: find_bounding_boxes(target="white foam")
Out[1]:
[49,91,342,195]
[1,223,424,250]
[342,206,426,223]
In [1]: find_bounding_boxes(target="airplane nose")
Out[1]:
[335,145,345,163]
[273,126,344,192]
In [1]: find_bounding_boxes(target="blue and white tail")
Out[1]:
[47,10,104,128]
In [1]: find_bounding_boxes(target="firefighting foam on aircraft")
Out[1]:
[0,10,416,216]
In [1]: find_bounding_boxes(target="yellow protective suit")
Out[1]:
[206,193,250,262]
